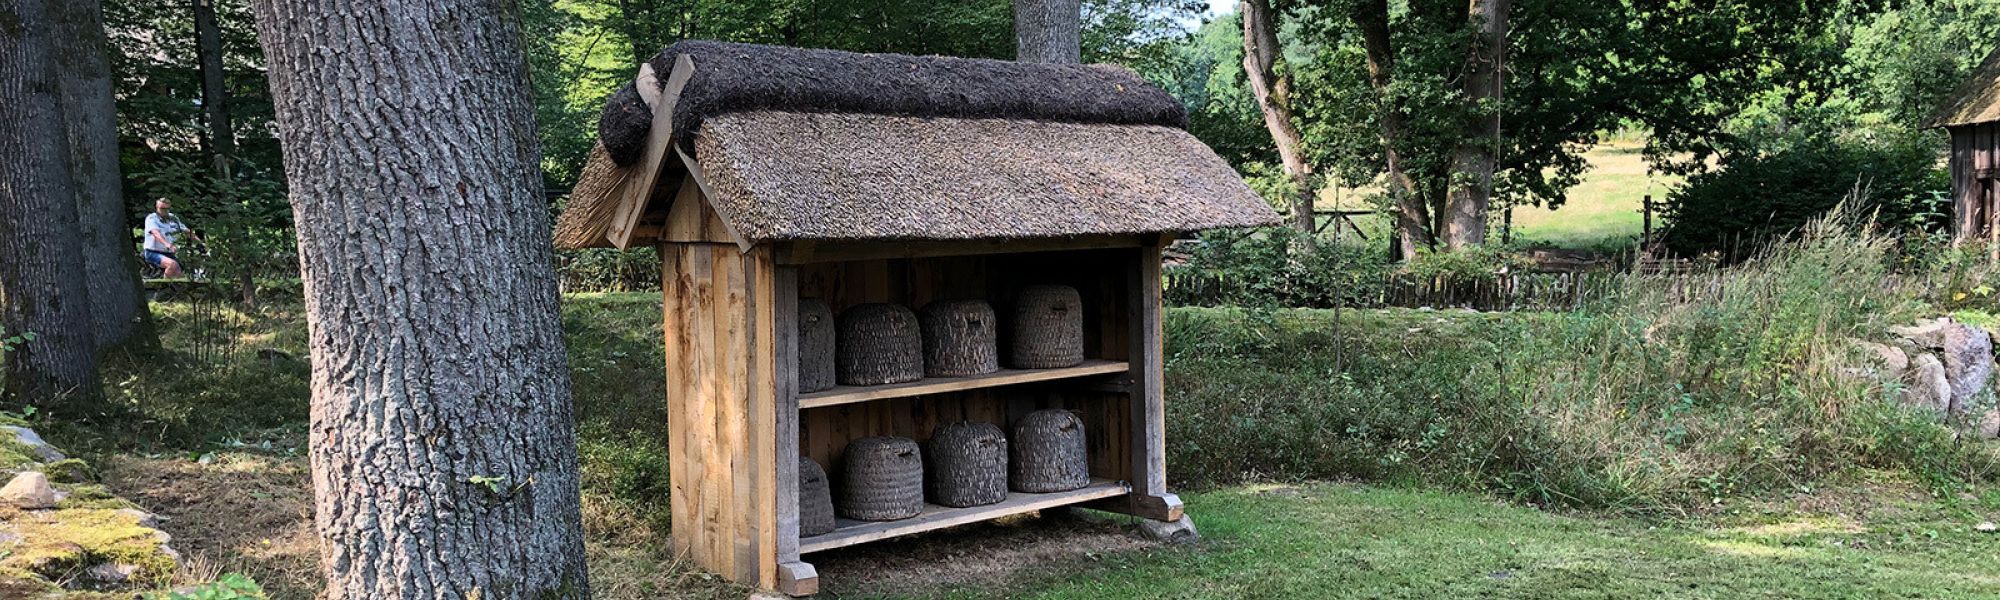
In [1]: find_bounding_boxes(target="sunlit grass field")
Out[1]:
[1317,142,1683,252]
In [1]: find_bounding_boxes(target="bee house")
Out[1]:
[553,41,1279,596]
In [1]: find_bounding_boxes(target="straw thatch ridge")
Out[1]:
[599,84,654,165]
[689,111,1278,242]
[1929,46,2000,129]
[598,40,1188,165]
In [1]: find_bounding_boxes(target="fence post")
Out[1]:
[1642,194,1653,246]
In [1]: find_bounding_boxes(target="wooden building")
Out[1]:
[1932,47,2000,243]
[554,41,1278,596]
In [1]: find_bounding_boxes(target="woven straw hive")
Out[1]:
[919,300,999,377]
[1010,409,1089,493]
[797,299,836,392]
[838,436,924,521]
[1009,285,1085,368]
[836,303,923,386]
[923,421,1009,507]
[798,456,836,537]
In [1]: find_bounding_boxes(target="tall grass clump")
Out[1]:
[1165,212,2000,513]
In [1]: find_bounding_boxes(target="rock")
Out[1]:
[1137,515,1200,544]
[1935,324,1994,415]
[1892,319,1956,349]
[1855,340,1909,373]
[1904,353,1953,414]
[1981,409,2000,440]
[1978,521,1997,533]
[115,508,160,529]
[84,562,140,584]
[0,472,57,509]
[2,426,65,463]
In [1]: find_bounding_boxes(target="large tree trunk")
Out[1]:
[249,0,589,597]
[1442,0,1508,249]
[1351,0,1432,258]
[0,0,103,409]
[1241,0,1316,235]
[1014,0,1081,63]
[52,0,154,353]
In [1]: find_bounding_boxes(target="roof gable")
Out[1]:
[1930,45,2000,128]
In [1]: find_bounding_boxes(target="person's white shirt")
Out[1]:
[144,212,187,253]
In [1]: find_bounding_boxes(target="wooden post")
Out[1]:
[1085,243,1183,522]
[1641,194,1652,246]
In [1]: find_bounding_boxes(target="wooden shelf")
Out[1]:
[799,479,1130,554]
[799,360,1128,409]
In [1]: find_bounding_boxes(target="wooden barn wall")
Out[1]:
[792,248,1137,484]
[1952,122,2000,241]
[662,242,777,587]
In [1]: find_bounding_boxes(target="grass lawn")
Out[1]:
[1318,142,1682,252]
[1507,143,1681,251]
[937,482,2000,600]
[48,296,2000,598]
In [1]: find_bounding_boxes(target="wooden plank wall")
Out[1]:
[792,248,1137,486]
[1952,123,2000,242]
[662,242,778,587]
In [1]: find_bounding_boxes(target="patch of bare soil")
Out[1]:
[808,510,1166,598]
[97,452,321,599]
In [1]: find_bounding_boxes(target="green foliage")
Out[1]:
[1164,215,1996,512]
[1165,228,1395,309]
[555,248,662,293]
[2,328,35,353]
[1660,133,1947,262]
[150,573,268,600]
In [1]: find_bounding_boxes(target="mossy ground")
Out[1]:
[0,507,178,587]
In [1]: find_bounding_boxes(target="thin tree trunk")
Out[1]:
[195,0,257,306]
[615,0,654,64]
[1442,0,1508,249]
[1014,0,1081,63]
[1241,0,1316,235]
[53,0,154,353]
[0,0,103,409]
[1351,0,1432,258]
[196,0,234,174]
[249,0,589,597]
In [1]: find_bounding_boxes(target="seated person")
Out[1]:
[143,199,199,278]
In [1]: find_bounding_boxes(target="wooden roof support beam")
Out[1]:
[675,145,754,252]
[606,53,696,249]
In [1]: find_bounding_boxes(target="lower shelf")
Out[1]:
[800,478,1130,554]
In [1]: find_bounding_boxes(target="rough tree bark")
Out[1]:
[1442,0,1509,249]
[1351,0,1433,258]
[1240,0,1316,235]
[248,0,590,597]
[52,0,154,353]
[1014,0,1082,63]
[0,0,104,408]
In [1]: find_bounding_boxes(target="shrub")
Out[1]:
[1164,214,1998,512]
[556,248,662,293]
[1660,134,1947,262]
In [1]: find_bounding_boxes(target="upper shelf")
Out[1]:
[799,359,1129,409]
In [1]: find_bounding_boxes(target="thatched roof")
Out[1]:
[1929,46,2000,128]
[554,41,1278,249]
[598,40,1187,165]
[691,112,1272,243]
